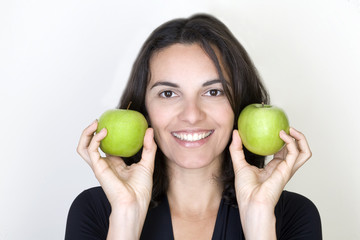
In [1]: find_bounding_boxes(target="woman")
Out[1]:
[65,14,322,239]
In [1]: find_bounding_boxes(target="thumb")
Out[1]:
[229,130,248,172]
[140,128,157,172]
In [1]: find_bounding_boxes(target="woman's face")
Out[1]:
[145,43,234,170]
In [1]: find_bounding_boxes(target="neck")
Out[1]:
[166,160,223,218]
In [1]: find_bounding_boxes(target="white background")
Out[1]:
[1,0,359,239]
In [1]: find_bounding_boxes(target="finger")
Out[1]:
[87,128,121,185]
[86,129,128,189]
[229,130,248,172]
[103,157,124,180]
[289,127,312,170]
[77,120,98,160]
[289,128,311,157]
[87,128,107,166]
[139,128,157,173]
[279,130,299,169]
[107,154,128,170]
[273,145,287,160]
[265,131,299,188]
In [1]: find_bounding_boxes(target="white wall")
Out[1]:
[1,0,359,239]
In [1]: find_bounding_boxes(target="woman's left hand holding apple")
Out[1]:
[229,127,312,240]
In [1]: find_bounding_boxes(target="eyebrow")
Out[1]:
[150,79,224,89]
[202,79,222,87]
[150,81,179,89]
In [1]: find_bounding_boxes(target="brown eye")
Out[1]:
[205,89,223,97]
[210,90,218,96]
[160,90,176,98]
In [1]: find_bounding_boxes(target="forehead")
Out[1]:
[148,43,229,83]
[150,43,215,73]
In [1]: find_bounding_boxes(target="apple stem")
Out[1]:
[261,102,264,108]
[127,101,132,110]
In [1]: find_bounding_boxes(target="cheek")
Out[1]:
[210,102,234,126]
[226,108,235,127]
[214,105,234,149]
[146,106,173,152]
[146,102,170,131]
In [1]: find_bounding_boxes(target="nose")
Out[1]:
[178,97,205,124]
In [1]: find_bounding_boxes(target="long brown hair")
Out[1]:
[118,14,269,207]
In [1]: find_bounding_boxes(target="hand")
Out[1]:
[229,127,312,238]
[76,120,157,212]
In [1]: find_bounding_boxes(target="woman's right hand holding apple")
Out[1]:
[76,120,157,240]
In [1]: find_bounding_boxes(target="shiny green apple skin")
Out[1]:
[96,109,148,157]
[237,103,290,156]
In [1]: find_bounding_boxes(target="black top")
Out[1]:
[65,187,322,239]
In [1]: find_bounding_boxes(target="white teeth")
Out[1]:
[172,131,213,142]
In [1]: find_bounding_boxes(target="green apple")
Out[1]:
[96,109,148,157]
[237,103,290,156]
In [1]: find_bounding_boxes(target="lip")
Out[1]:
[171,129,214,148]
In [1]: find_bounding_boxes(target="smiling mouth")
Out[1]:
[171,130,214,142]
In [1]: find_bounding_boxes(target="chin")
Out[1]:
[167,152,222,170]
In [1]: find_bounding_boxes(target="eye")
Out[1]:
[204,89,223,97]
[159,90,177,98]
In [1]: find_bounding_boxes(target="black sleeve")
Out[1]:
[65,187,111,240]
[276,191,322,240]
